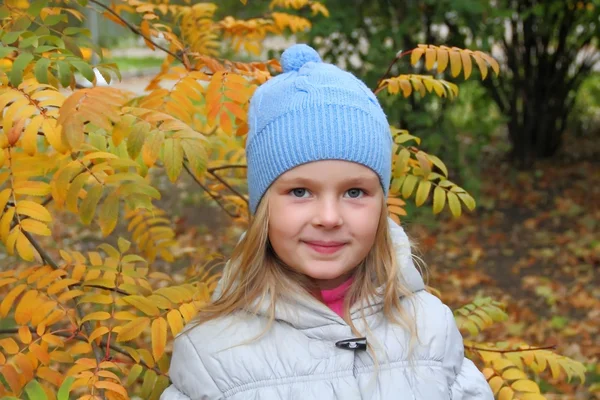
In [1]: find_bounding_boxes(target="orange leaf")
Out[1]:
[14,353,34,382]
[140,20,156,51]
[37,365,64,386]
[151,317,167,361]
[1,364,22,393]
[19,326,32,344]
[29,342,50,365]
[95,380,128,397]
[0,337,19,354]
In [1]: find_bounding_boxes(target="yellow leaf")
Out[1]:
[166,310,184,337]
[13,180,51,196]
[503,367,527,380]
[410,47,424,65]
[447,191,461,217]
[16,230,35,261]
[425,47,436,70]
[15,200,52,222]
[81,311,111,323]
[127,364,143,386]
[432,186,446,214]
[415,181,431,207]
[151,317,167,361]
[20,219,51,236]
[15,289,39,324]
[458,192,476,211]
[436,48,449,73]
[511,379,540,393]
[449,49,462,78]
[401,175,418,199]
[89,327,110,343]
[498,386,514,400]
[80,184,103,225]
[460,50,473,79]
[488,376,504,395]
[116,317,150,342]
[123,295,160,316]
[41,333,64,347]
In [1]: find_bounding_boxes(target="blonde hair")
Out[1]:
[194,189,418,359]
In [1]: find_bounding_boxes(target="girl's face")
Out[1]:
[268,160,383,290]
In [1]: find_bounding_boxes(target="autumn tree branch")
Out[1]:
[183,163,240,219]
[466,344,557,353]
[87,0,184,66]
[19,229,105,365]
[0,327,162,375]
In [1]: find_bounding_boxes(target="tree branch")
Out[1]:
[466,344,557,353]
[0,327,162,375]
[88,0,184,66]
[183,163,240,219]
[207,170,248,206]
[20,229,105,364]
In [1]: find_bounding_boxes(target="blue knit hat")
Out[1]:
[246,44,392,213]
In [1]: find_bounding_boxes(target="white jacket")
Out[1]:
[161,221,493,399]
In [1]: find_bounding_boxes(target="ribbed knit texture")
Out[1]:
[246,44,392,213]
[320,277,353,318]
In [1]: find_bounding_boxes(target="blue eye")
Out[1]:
[290,188,310,198]
[345,189,364,198]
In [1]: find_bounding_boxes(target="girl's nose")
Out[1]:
[312,197,343,228]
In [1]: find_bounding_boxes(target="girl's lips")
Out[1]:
[303,241,346,255]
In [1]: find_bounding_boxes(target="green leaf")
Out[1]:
[2,31,24,46]
[127,123,147,159]
[0,46,17,58]
[27,0,48,18]
[71,60,95,82]
[24,379,48,400]
[163,138,184,182]
[126,364,143,386]
[56,60,72,87]
[57,376,75,400]
[34,57,51,84]
[12,17,32,31]
[33,45,57,53]
[63,27,91,36]
[118,237,131,254]
[98,190,119,236]
[118,182,161,199]
[18,34,39,49]
[432,186,446,214]
[80,184,104,225]
[9,52,34,87]
[42,13,67,26]
[141,369,158,399]
[0,6,10,19]
[447,191,462,217]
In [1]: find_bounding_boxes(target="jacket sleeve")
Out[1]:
[442,305,494,400]
[160,332,224,400]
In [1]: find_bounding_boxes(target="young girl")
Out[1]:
[161,44,493,399]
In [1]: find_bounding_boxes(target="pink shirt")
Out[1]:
[320,278,353,318]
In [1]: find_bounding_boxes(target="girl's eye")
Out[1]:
[345,188,364,198]
[290,188,310,198]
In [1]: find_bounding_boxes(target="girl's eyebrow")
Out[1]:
[277,175,378,186]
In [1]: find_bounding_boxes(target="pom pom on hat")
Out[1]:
[280,44,322,73]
